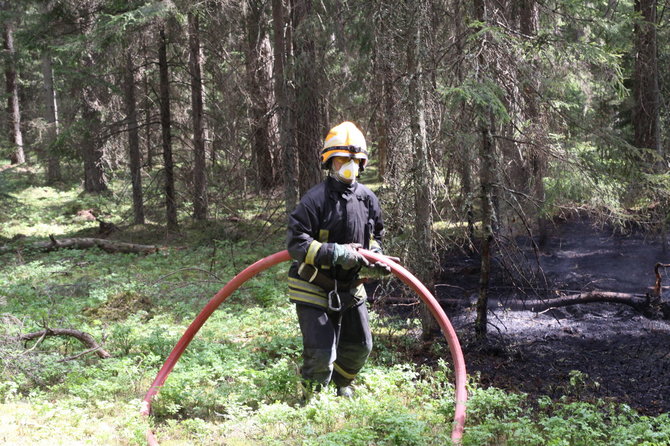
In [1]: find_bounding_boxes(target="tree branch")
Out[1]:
[17,328,111,359]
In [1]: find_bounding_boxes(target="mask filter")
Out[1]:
[336,159,359,183]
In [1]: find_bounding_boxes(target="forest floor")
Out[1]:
[435,216,670,415]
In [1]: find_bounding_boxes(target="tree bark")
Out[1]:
[3,18,24,164]
[633,0,661,164]
[407,1,439,340]
[188,12,208,220]
[80,50,108,193]
[143,65,153,169]
[245,1,277,192]
[123,50,145,225]
[76,0,108,196]
[471,0,500,340]
[475,120,496,339]
[39,8,61,184]
[158,27,178,231]
[272,0,298,214]
[292,0,323,195]
[518,0,548,246]
[372,2,394,182]
[454,0,475,244]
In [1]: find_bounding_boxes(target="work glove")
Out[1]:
[331,243,369,270]
[366,254,401,275]
[364,247,400,275]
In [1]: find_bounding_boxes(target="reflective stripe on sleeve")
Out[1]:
[318,230,331,269]
[305,240,322,265]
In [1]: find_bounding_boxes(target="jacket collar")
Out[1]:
[327,174,358,194]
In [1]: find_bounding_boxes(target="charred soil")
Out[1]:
[436,217,670,415]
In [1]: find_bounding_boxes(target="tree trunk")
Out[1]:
[76,0,108,194]
[461,142,476,244]
[633,0,661,165]
[272,0,299,214]
[80,51,108,193]
[454,0,475,244]
[473,0,496,340]
[406,1,439,340]
[123,50,145,225]
[518,0,548,246]
[188,12,208,220]
[372,3,394,182]
[3,20,24,164]
[245,1,277,192]
[475,119,496,340]
[272,0,298,214]
[143,67,153,169]
[41,47,61,183]
[292,0,323,195]
[159,27,178,231]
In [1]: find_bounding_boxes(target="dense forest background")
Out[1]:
[1,0,670,444]
[3,0,668,334]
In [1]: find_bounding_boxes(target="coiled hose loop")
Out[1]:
[141,249,467,444]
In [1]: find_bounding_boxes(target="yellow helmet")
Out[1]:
[321,121,368,170]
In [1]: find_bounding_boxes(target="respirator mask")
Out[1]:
[335,159,359,183]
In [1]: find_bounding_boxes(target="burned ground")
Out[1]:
[437,217,670,415]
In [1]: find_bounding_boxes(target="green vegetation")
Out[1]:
[2,165,669,445]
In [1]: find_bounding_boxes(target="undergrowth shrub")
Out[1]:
[306,426,377,446]
[3,166,670,446]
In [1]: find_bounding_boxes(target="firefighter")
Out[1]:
[287,121,389,398]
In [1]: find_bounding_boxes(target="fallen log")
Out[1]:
[497,291,670,319]
[0,235,160,255]
[17,328,111,359]
[375,290,670,319]
[515,291,651,312]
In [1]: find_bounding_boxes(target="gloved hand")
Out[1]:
[366,255,401,274]
[331,243,369,270]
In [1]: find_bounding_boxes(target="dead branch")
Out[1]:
[1,235,162,255]
[39,235,159,254]
[21,330,47,355]
[17,328,111,359]
[57,347,104,363]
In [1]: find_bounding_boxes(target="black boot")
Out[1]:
[300,380,324,404]
[336,386,354,398]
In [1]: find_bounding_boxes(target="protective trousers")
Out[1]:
[296,302,373,389]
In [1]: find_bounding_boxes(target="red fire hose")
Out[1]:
[141,249,467,444]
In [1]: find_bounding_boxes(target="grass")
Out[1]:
[1,163,670,445]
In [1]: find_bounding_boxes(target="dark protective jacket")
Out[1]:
[287,176,384,309]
